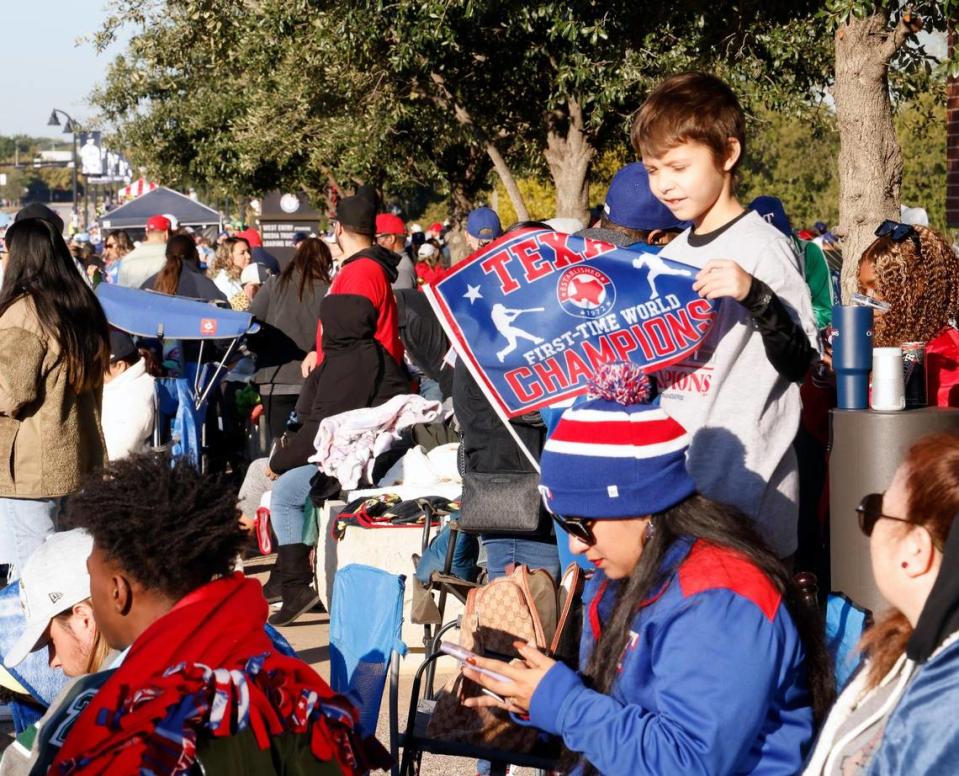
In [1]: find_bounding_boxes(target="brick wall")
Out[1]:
[947,29,959,227]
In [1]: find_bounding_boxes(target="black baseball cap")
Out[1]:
[335,194,377,236]
[15,203,64,234]
[109,329,137,362]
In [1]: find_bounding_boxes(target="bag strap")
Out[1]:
[512,566,553,649]
[549,563,585,656]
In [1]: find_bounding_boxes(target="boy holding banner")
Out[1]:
[633,72,819,561]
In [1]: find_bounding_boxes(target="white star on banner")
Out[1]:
[464,285,483,304]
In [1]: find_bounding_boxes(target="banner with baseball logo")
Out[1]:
[425,227,717,418]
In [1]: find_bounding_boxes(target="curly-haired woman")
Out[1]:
[858,222,959,406]
[208,236,252,306]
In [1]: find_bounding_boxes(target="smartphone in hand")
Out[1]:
[440,641,511,703]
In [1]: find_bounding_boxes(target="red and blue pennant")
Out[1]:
[425,228,717,417]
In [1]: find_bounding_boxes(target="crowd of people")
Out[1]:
[0,70,957,774]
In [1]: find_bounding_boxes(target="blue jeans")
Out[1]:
[0,497,60,579]
[419,376,443,402]
[270,465,316,546]
[481,536,560,582]
[414,522,479,584]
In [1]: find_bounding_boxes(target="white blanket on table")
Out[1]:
[308,394,442,490]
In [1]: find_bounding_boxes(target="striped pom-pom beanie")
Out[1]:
[539,362,695,518]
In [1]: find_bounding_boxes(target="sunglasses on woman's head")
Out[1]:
[856,492,913,537]
[874,220,922,255]
[551,514,597,546]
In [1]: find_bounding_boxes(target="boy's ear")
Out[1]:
[722,138,742,172]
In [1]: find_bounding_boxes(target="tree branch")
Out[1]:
[879,13,919,62]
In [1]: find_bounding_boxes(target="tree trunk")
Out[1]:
[833,14,914,301]
[484,141,530,222]
[447,180,472,265]
[428,71,530,222]
[544,99,594,225]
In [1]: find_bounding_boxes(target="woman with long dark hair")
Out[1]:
[0,217,110,575]
[141,234,226,302]
[248,236,331,439]
[805,433,959,774]
[461,364,833,775]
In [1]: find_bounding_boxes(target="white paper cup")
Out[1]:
[871,347,905,411]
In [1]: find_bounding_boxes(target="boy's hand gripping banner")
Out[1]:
[425,228,717,417]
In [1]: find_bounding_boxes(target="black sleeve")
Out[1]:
[739,276,817,383]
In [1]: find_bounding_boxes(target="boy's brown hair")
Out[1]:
[631,72,746,173]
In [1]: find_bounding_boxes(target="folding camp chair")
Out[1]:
[826,592,871,688]
[329,564,407,773]
[0,581,69,734]
[395,618,560,776]
[414,512,482,697]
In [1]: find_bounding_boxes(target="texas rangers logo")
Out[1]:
[556,266,615,319]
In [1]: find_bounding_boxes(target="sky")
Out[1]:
[0,1,127,139]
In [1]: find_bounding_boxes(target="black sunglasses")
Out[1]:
[875,220,922,255]
[856,492,913,537]
[551,514,597,546]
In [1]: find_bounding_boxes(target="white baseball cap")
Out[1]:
[240,263,269,286]
[417,243,438,259]
[4,529,94,668]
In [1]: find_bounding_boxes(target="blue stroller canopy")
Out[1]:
[96,283,259,340]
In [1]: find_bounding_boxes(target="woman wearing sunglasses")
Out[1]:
[805,432,959,774]
[462,364,833,775]
[858,220,959,407]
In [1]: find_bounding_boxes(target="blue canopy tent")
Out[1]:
[96,284,259,467]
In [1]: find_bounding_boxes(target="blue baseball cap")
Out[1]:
[466,207,502,241]
[603,163,686,232]
[749,196,793,239]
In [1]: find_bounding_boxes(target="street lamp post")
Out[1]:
[47,108,78,228]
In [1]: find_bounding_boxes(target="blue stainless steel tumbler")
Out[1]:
[832,304,874,409]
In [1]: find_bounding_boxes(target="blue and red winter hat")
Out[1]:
[539,363,695,519]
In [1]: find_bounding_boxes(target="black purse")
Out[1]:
[457,470,544,533]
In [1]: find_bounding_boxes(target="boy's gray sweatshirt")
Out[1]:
[657,210,819,557]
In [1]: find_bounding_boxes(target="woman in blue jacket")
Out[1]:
[463,364,833,775]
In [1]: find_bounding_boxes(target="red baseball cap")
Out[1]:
[429,222,443,233]
[376,213,406,236]
[146,214,171,232]
[234,228,263,247]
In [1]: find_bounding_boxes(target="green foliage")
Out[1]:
[0,136,72,164]
[91,0,838,215]
[896,88,948,232]
[738,105,841,230]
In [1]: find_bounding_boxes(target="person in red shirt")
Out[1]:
[304,192,405,373]
[414,241,449,288]
[858,221,959,406]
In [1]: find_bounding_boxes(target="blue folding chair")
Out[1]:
[329,564,407,772]
[826,592,871,688]
[0,581,70,734]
